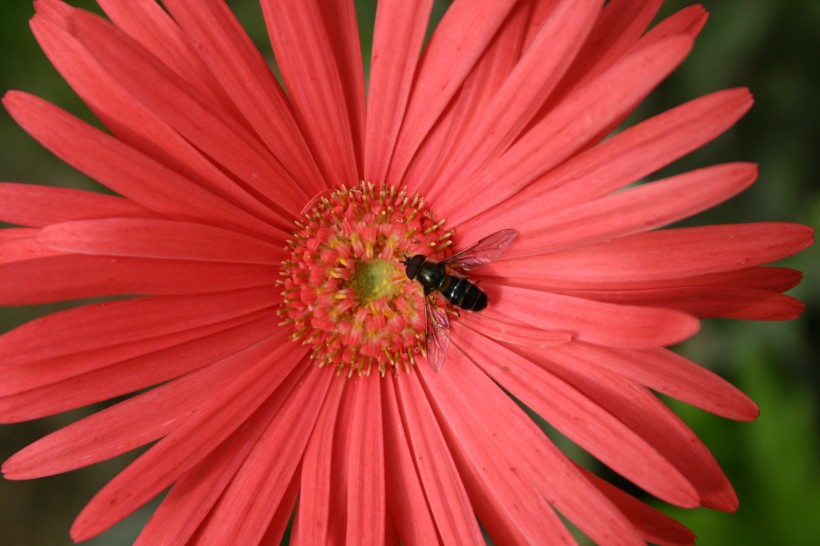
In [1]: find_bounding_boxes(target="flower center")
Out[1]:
[278,182,452,376]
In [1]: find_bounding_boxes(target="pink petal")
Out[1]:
[418,353,578,544]
[510,162,758,257]
[461,312,572,348]
[67,10,309,217]
[0,287,278,396]
[454,326,700,507]
[364,0,434,182]
[461,88,754,237]
[428,0,602,202]
[440,36,693,226]
[293,377,347,546]
[260,0,360,184]
[37,218,285,264]
[0,313,276,422]
[528,347,738,510]
[381,378,438,545]
[3,331,289,479]
[485,223,814,283]
[28,14,290,231]
[579,467,696,546]
[387,0,518,183]
[636,4,708,47]
[345,375,386,545]
[3,91,285,238]
[0,183,155,227]
[483,284,700,348]
[134,362,311,546]
[68,346,308,542]
[0,235,64,265]
[545,342,759,421]
[161,0,326,194]
[258,471,301,546]
[191,366,333,546]
[0,254,275,305]
[424,345,645,545]
[393,373,485,544]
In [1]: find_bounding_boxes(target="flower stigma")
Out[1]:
[278,182,453,377]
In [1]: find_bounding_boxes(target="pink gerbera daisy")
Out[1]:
[1,0,813,544]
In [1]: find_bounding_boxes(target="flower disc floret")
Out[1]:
[279,182,452,376]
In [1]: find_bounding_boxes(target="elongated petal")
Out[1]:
[484,284,700,348]
[69,346,307,542]
[0,254,274,305]
[461,88,754,237]
[3,330,289,479]
[0,183,155,227]
[0,313,276,422]
[345,376,386,545]
[0,287,278,395]
[294,378,347,546]
[0,235,63,265]
[485,223,814,283]
[453,327,700,507]
[418,353,578,544]
[193,366,333,546]
[428,344,645,545]
[38,219,285,264]
[461,312,572,348]
[545,342,759,421]
[134,363,310,546]
[161,0,325,193]
[67,10,308,217]
[3,91,284,238]
[510,162,758,257]
[394,373,485,544]
[430,0,602,198]
[261,0,359,185]
[388,0,518,183]
[441,36,693,225]
[381,379,438,546]
[365,0,433,182]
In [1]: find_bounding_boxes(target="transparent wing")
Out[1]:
[441,229,517,271]
[425,299,450,372]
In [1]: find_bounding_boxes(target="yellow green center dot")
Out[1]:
[278,182,452,377]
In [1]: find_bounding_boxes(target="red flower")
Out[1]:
[1,1,812,544]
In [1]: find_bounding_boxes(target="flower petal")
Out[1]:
[161,0,326,194]
[485,223,814,283]
[441,35,693,226]
[3,330,290,479]
[461,312,572,348]
[0,287,278,396]
[418,352,578,544]
[260,0,360,184]
[393,373,485,544]
[454,327,701,507]
[388,0,518,182]
[0,183,155,228]
[133,362,310,546]
[484,285,700,348]
[67,10,309,217]
[345,375,386,545]
[461,88,754,237]
[511,162,758,257]
[69,345,308,542]
[365,0,434,182]
[545,342,759,421]
[191,366,333,546]
[0,254,275,305]
[37,219,285,264]
[3,91,285,237]
[381,378,438,545]
[0,313,276,422]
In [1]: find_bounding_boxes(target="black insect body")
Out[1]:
[403,229,518,372]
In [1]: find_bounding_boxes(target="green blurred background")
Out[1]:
[0,1,817,544]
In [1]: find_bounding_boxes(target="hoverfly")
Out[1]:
[403,229,517,372]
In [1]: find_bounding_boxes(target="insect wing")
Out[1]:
[424,299,450,372]
[441,229,517,271]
